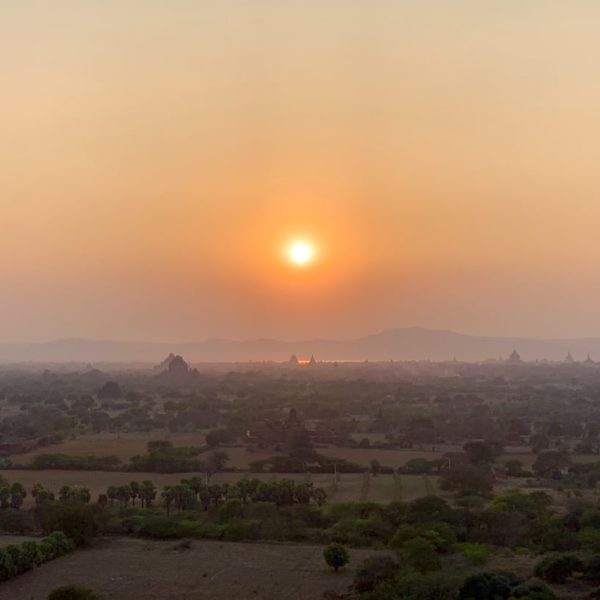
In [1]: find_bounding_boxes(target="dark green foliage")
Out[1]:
[129,443,204,473]
[368,569,462,600]
[458,572,518,600]
[38,503,99,545]
[323,543,350,571]
[353,555,399,593]
[47,585,99,600]
[534,553,584,584]
[402,537,440,573]
[406,496,454,524]
[455,543,490,565]
[135,515,202,539]
[463,441,502,465]
[582,555,600,581]
[31,453,122,470]
[439,464,493,496]
[0,531,74,583]
[218,498,244,523]
[532,451,570,479]
[509,579,558,600]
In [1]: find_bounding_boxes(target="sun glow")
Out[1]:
[288,241,314,266]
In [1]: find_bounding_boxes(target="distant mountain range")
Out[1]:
[1,328,600,363]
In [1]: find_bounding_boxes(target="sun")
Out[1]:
[288,241,314,266]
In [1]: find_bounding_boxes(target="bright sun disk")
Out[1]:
[289,241,313,266]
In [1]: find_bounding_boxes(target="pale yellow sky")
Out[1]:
[2,1,600,342]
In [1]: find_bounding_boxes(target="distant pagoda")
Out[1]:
[288,354,299,365]
[564,352,575,364]
[584,354,595,365]
[506,349,522,364]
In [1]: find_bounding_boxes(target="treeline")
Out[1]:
[0,531,73,583]
[25,441,228,474]
[104,477,327,513]
[31,454,122,471]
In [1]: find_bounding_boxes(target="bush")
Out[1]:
[136,516,202,539]
[0,547,18,581]
[38,503,98,546]
[534,553,584,584]
[48,585,99,600]
[221,519,261,541]
[324,543,350,572]
[455,542,490,566]
[509,579,558,599]
[0,531,74,583]
[353,555,399,593]
[579,527,600,552]
[458,572,518,600]
[218,499,244,523]
[583,555,600,581]
[370,568,462,600]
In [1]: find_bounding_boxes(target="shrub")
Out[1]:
[20,541,41,568]
[323,543,350,572]
[456,542,490,566]
[218,499,244,523]
[458,572,518,600]
[0,531,75,583]
[4,545,24,575]
[353,555,399,593]
[509,579,558,599]
[580,527,600,552]
[221,519,260,541]
[370,568,462,600]
[38,503,98,546]
[136,516,202,539]
[534,553,584,584]
[583,555,600,581]
[0,547,17,581]
[47,585,99,600]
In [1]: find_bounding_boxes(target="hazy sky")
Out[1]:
[3,1,600,342]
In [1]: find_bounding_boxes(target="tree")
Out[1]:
[323,543,349,572]
[405,458,434,475]
[48,586,99,600]
[139,480,156,508]
[97,381,122,399]
[38,504,98,546]
[32,484,54,506]
[403,537,440,573]
[505,459,527,477]
[464,441,500,465]
[532,451,570,479]
[0,485,10,509]
[439,464,493,496]
[10,482,26,509]
[370,459,382,477]
[205,451,229,477]
[129,481,140,505]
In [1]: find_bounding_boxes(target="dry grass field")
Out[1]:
[0,537,382,600]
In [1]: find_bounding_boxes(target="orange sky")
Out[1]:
[2,1,600,342]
